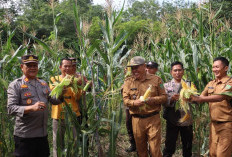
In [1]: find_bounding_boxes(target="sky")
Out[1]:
[93,0,202,8]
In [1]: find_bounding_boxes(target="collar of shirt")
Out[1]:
[22,75,38,87]
[170,78,182,85]
[213,75,230,84]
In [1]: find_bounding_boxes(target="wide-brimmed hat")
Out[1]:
[127,56,145,67]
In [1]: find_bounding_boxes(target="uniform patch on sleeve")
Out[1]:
[160,84,164,89]
[225,85,232,90]
[24,92,32,97]
[26,99,32,104]
[21,84,28,88]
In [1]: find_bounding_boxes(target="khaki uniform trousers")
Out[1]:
[209,122,232,157]
[132,113,162,157]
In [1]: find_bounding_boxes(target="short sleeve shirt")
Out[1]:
[201,76,232,122]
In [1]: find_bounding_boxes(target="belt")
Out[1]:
[132,111,159,118]
[214,121,232,124]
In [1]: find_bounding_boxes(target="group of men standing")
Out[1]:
[123,56,232,157]
[6,54,232,157]
[7,55,88,157]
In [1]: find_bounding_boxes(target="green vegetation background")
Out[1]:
[0,0,232,156]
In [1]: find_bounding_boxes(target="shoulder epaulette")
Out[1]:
[16,78,22,81]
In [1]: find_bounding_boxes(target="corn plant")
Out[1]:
[140,4,232,156]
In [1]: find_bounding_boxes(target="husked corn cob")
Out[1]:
[143,85,152,100]
[139,84,152,111]
[50,75,72,99]
[179,80,198,123]
[140,84,152,101]
[83,81,91,92]
[50,74,81,99]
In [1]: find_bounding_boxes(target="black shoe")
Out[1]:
[125,145,136,152]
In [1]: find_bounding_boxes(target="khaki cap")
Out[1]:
[127,56,145,67]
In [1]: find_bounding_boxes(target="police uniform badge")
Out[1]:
[26,99,32,105]
[24,78,29,82]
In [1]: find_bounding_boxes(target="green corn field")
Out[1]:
[0,0,231,156]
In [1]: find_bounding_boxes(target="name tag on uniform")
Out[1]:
[208,87,214,89]
[130,88,137,91]
[21,84,28,88]
[24,92,32,97]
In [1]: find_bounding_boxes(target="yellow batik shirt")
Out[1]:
[50,75,82,119]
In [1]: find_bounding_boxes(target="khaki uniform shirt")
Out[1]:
[201,76,232,122]
[164,79,193,126]
[7,75,60,138]
[123,74,167,115]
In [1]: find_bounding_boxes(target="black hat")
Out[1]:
[69,58,77,65]
[21,55,38,64]
[146,61,158,68]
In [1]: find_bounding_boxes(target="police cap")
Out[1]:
[21,55,38,64]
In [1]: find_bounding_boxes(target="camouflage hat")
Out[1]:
[21,55,38,64]
[127,56,145,67]
[146,61,159,68]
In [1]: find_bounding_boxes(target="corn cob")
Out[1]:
[70,77,81,94]
[50,74,80,99]
[178,80,198,123]
[139,84,152,111]
[125,62,132,78]
[140,84,152,101]
[83,81,91,92]
[50,75,72,99]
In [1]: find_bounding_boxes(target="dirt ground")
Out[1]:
[112,111,206,157]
